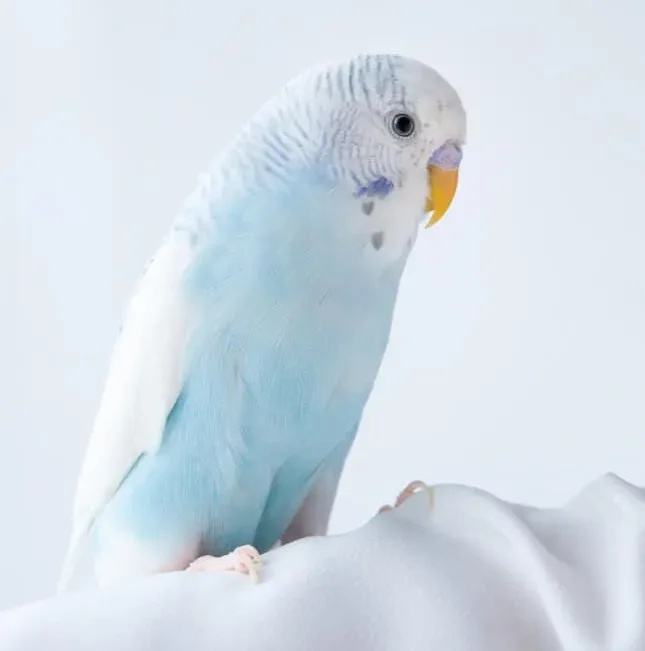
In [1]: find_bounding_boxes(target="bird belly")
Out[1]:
[93,318,382,567]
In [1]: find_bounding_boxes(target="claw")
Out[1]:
[395,480,430,507]
[377,480,433,514]
[186,545,263,584]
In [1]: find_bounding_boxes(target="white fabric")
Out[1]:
[2,473,644,651]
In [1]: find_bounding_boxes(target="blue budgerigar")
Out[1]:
[58,53,466,590]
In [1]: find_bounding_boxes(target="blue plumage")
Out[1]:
[60,54,466,590]
[94,177,404,562]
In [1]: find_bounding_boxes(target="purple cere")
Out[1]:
[429,141,463,170]
[355,176,395,199]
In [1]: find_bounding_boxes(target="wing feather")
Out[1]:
[58,235,194,591]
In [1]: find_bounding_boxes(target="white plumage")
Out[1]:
[58,235,194,591]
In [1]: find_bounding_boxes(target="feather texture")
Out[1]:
[59,53,466,591]
[58,235,194,591]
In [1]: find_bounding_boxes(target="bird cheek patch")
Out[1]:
[354,176,394,199]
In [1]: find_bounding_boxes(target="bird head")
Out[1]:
[215,54,466,269]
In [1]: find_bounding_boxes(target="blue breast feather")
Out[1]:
[95,176,408,558]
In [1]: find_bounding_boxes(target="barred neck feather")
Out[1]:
[172,53,465,268]
[176,53,457,219]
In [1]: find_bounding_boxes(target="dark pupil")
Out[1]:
[394,114,413,136]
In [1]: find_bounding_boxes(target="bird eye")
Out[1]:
[390,113,416,138]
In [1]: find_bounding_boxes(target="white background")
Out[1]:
[5,0,644,609]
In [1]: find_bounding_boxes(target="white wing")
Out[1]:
[58,234,195,591]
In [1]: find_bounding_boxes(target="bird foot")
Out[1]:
[185,545,262,584]
[378,480,432,514]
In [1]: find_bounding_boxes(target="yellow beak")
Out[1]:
[424,165,459,228]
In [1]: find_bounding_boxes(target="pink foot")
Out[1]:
[185,545,262,584]
[378,480,432,514]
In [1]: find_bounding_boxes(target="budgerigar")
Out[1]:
[58,53,466,591]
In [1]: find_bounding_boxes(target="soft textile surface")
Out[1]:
[2,474,643,650]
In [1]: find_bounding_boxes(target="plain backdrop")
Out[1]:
[5,0,645,610]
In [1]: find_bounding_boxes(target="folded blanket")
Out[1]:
[1,473,643,650]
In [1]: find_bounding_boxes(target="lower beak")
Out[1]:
[424,165,459,228]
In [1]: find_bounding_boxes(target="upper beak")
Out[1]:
[423,140,462,228]
[424,165,459,228]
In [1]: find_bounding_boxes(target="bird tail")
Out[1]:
[57,521,90,594]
